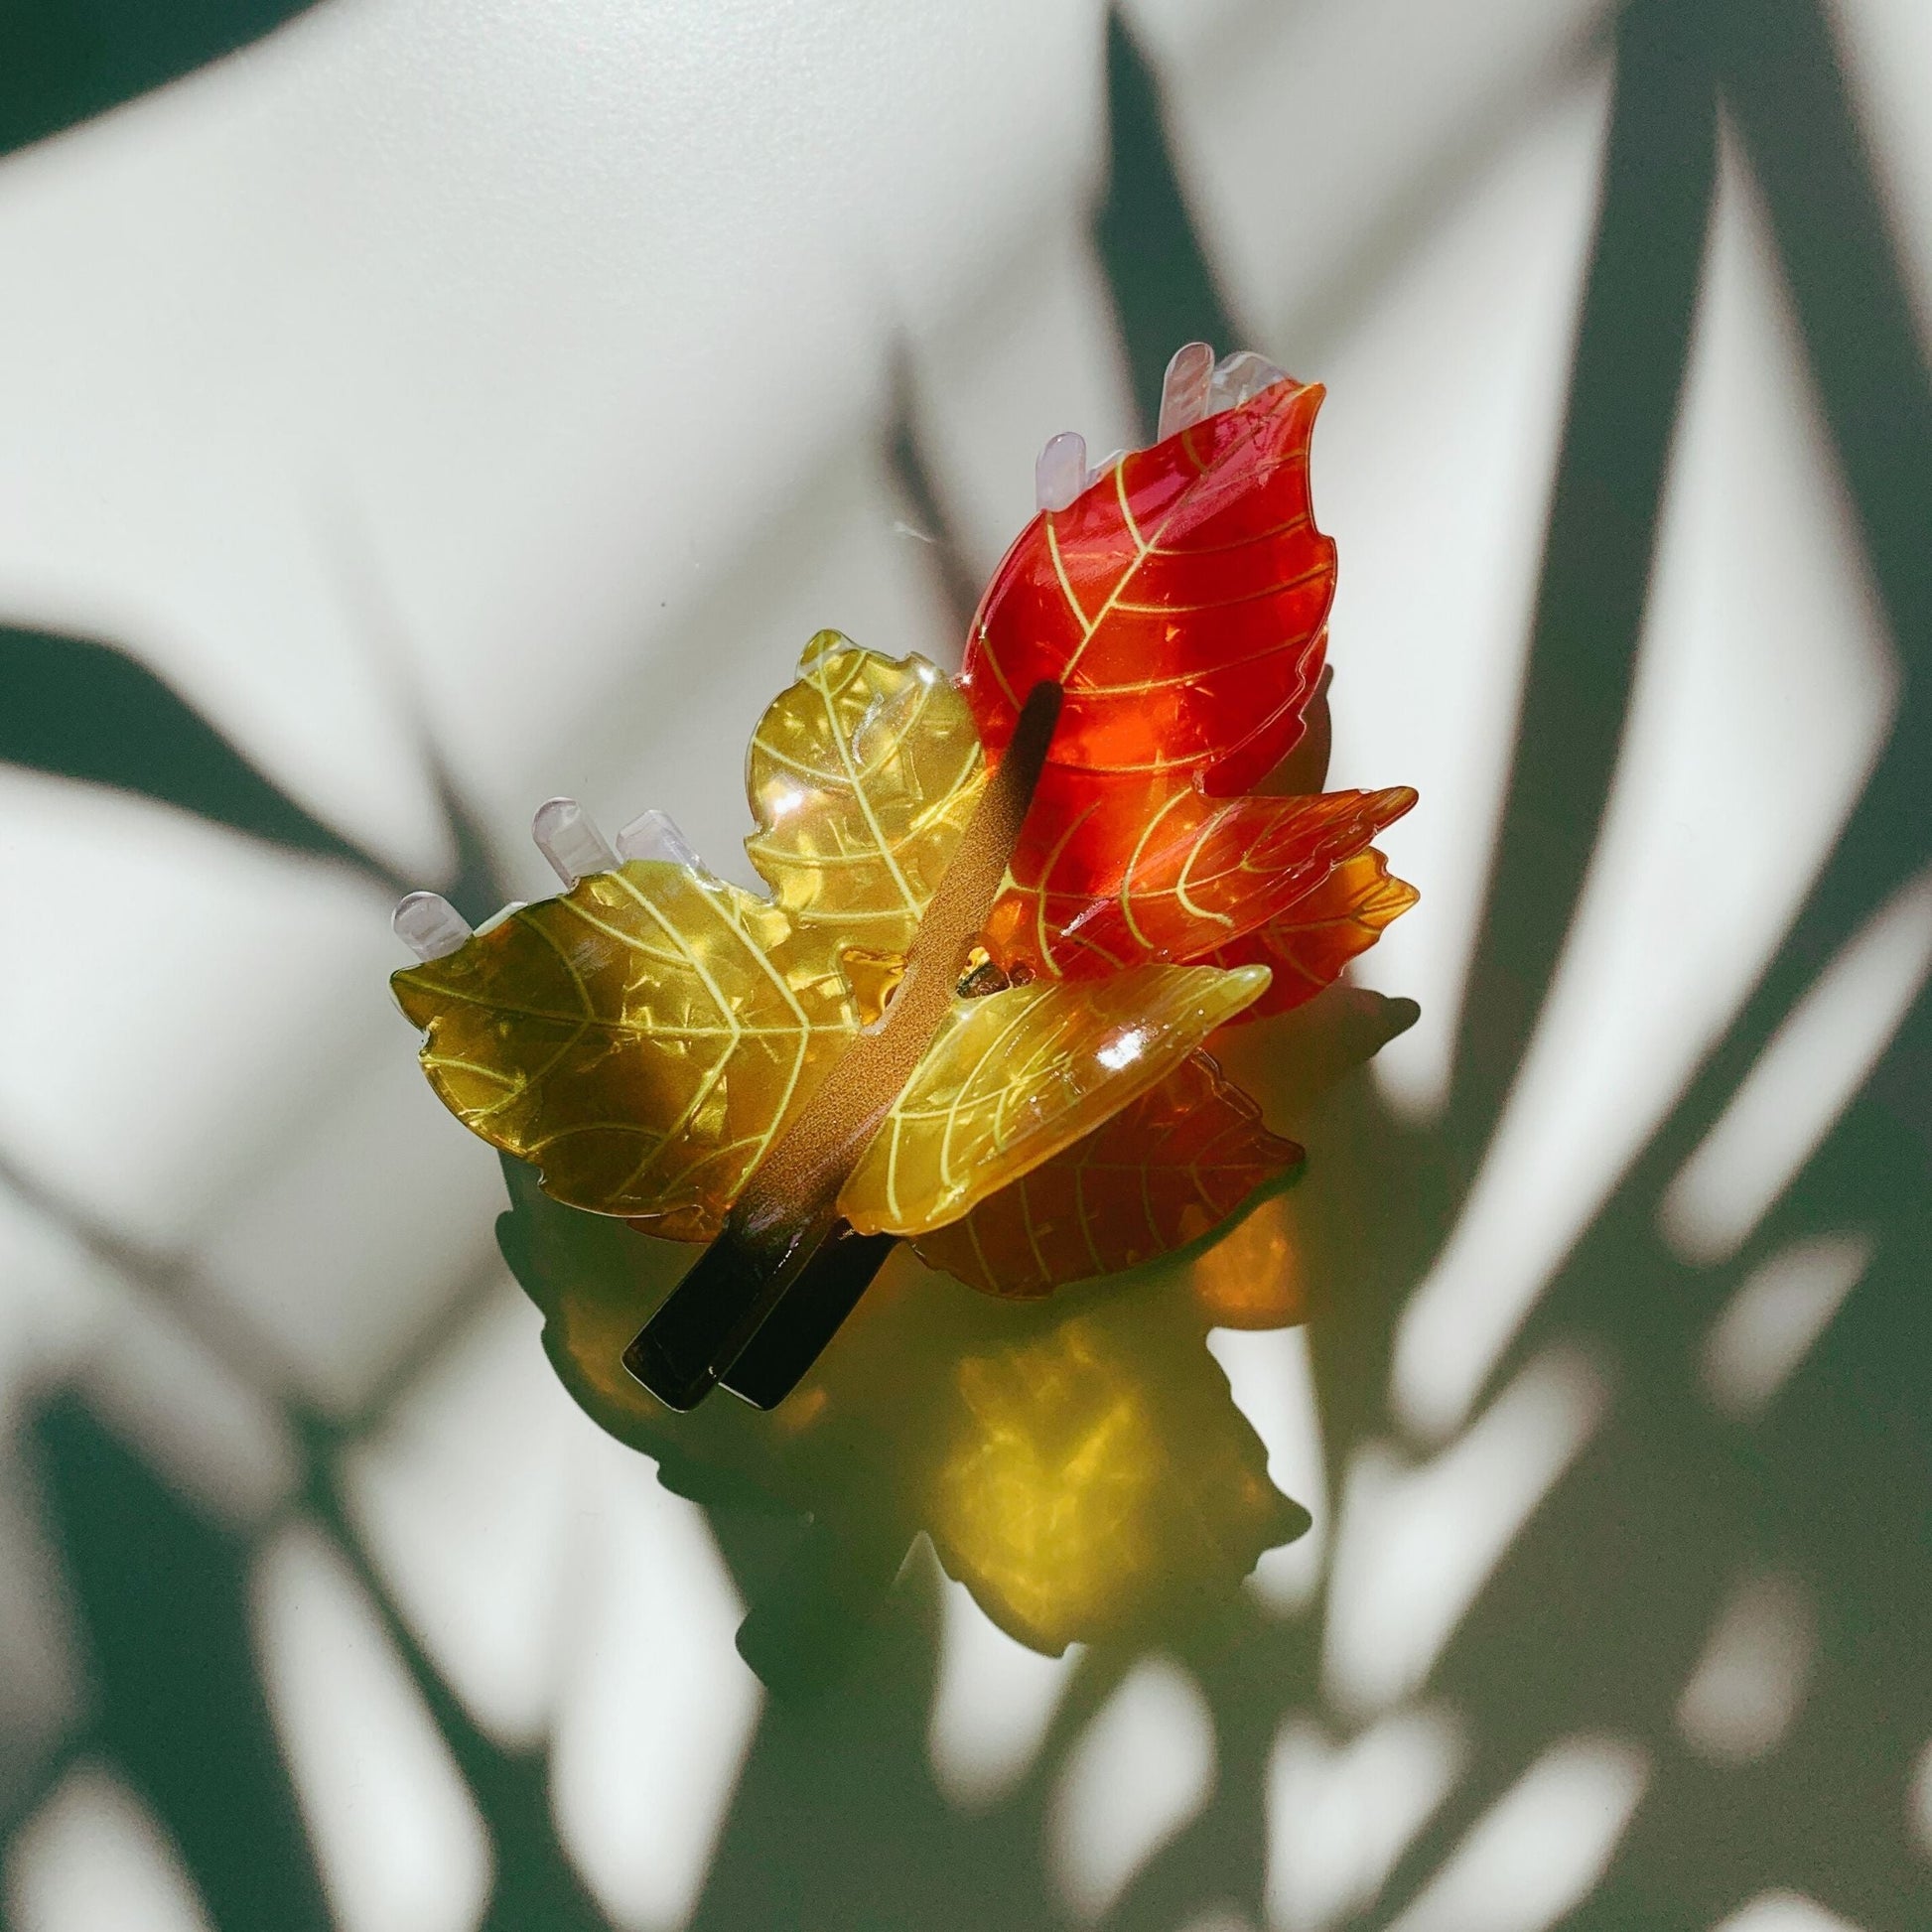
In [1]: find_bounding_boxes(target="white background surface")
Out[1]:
[1,2,1927,1928]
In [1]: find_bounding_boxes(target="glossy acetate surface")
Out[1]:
[621,678,1062,1409]
[394,635,989,1234]
[960,378,1334,787]
[839,962,1271,1236]
[958,379,1416,979]
[396,389,1419,1308]
[1207,846,1422,1020]
[912,1048,1303,1296]
[395,640,1292,1260]
[745,633,985,955]
[392,857,852,1233]
[982,775,1416,977]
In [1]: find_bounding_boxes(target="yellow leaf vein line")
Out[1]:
[1018,1171,1051,1281]
[815,654,920,918]
[1057,466,1155,684]
[1118,788,1193,954]
[964,1207,996,1288]
[1046,517,1091,632]
[593,878,750,1200]
[1031,795,1101,972]
[1110,557,1330,618]
[1074,1164,1105,1277]
[1173,806,1239,931]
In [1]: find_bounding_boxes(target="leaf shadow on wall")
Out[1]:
[7,1,1931,1929]
[0,0,325,160]
[661,4,1932,1928]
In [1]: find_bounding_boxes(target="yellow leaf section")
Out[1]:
[745,633,986,955]
[392,860,856,1235]
[397,641,1273,1251]
[395,639,1000,1234]
[839,963,1272,1238]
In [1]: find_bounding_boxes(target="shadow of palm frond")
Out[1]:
[0,0,324,161]
[26,1395,334,1929]
[0,623,406,888]
[1092,8,1240,437]
[5,0,1928,1928]
[1281,1,1932,1927]
[1443,0,1716,1172]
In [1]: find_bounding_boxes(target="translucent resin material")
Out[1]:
[392,858,854,1235]
[531,795,619,886]
[745,632,985,958]
[1206,848,1421,1020]
[985,775,1414,977]
[1156,340,1216,440]
[968,376,1332,788]
[394,636,1272,1251]
[1035,430,1089,512]
[840,963,1270,1237]
[912,1049,1303,1296]
[395,358,1421,1307]
[615,807,699,868]
[392,890,472,962]
[959,375,1415,978]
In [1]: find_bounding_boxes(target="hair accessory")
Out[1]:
[391,345,1417,1409]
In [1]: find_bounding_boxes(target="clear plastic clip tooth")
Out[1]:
[1206,348,1287,415]
[1157,340,1215,440]
[615,808,699,869]
[393,891,473,961]
[1035,430,1089,512]
[532,797,620,887]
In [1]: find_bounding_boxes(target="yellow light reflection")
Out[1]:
[1191,1191,1308,1330]
[931,1321,1163,1650]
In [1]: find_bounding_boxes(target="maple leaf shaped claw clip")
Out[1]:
[624,674,1064,1411]
[390,345,1418,1412]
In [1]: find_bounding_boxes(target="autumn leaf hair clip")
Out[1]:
[391,343,1418,1412]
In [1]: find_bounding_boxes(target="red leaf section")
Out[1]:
[962,380,1334,789]
[913,1052,1303,1298]
[959,378,1415,977]
[1206,848,1421,1021]
[984,781,1415,976]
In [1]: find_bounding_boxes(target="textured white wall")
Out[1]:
[0,3,1924,1928]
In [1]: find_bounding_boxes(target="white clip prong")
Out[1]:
[532,796,619,887]
[393,892,473,961]
[1207,348,1288,416]
[615,808,699,869]
[1157,340,1215,441]
[1085,448,1126,487]
[1035,430,1089,512]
